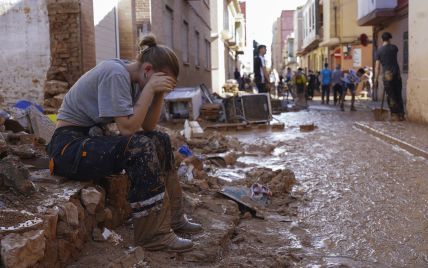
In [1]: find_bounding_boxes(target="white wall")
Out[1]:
[210,0,226,93]
[0,0,51,105]
[93,0,119,63]
[407,0,428,123]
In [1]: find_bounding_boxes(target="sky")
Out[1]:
[242,0,307,70]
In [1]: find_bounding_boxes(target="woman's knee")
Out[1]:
[126,134,157,157]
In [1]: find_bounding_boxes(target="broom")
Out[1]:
[372,85,389,121]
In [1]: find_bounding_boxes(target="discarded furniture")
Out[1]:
[164,87,202,121]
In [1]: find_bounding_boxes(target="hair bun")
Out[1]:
[139,34,157,51]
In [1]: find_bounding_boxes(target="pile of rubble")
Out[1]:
[0,109,299,267]
[0,115,135,267]
[43,80,69,113]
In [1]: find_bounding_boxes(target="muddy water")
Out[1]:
[224,102,428,267]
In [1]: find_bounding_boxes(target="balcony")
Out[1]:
[357,0,397,26]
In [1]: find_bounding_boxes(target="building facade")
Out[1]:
[210,0,245,93]
[407,0,428,123]
[131,0,212,88]
[358,0,408,101]
[271,10,294,73]
[320,0,373,72]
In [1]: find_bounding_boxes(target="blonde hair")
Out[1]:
[137,35,179,78]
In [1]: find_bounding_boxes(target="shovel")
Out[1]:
[372,86,388,121]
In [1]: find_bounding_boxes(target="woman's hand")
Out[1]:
[145,72,176,94]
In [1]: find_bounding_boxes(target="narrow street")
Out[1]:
[226,100,428,267]
[67,99,428,267]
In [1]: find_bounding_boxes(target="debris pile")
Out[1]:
[43,80,69,113]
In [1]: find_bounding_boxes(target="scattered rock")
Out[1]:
[267,169,297,194]
[1,229,46,268]
[223,151,238,166]
[58,202,79,227]
[44,80,69,96]
[0,155,35,196]
[81,187,103,214]
[0,139,8,158]
[92,227,105,242]
[10,144,37,159]
[44,93,66,109]
[300,123,316,132]
[42,208,59,240]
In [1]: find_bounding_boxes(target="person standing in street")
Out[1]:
[320,63,332,104]
[292,67,308,108]
[332,64,344,105]
[374,32,405,121]
[307,70,317,100]
[341,68,365,111]
[254,45,269,93]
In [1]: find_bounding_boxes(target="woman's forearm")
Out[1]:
[142,93,165,131]
[114,88,154,135]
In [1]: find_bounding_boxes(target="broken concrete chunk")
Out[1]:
[28,105,55,144]
[299,123,316,132]
[81,187,103,214]
[42,208,59,240]
[58,202,79,227]
[184,120,204,140]
[92,227,105,242]
[44,80,69,96]
[1,229,46,268]
[0,139,8,159]
[0,155,35,196]
[10,144,37,159]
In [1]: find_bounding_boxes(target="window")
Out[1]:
[182,21,189,64]
[195,31,200,67]
[164,6,173,48]
[403,31,408,73]
[205,39,210,69]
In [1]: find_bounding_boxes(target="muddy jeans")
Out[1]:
[47,126,184,246]
[383,74,405,116]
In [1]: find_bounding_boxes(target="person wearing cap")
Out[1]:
[374,32,405,121]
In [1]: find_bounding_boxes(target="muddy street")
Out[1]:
[224,100,428,267]
[70,100,428,267]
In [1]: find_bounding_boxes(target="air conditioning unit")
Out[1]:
[240,93,272,123]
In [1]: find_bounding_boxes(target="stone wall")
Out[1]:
[0,174,132,268]
[0,0,51,105]
[44,0,96,113]
[133,0,212,88]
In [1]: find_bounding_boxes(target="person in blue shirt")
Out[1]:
[341,68,365,111]
[320,63,332,104]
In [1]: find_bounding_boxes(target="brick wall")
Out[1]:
[80,0,96,72]
[118,0,137,60]
[44,0,96,112]
[149,0,212,88]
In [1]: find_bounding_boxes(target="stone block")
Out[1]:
[1,229,46,268]
[58,202,79,227]
[42,208,59,240]
[44,80,69,96]
[0,155,35,196]
[81,187,103,215]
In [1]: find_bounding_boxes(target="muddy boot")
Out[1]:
[350,106,356,111]
[133,194,194,252]
[165,172,203,234]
